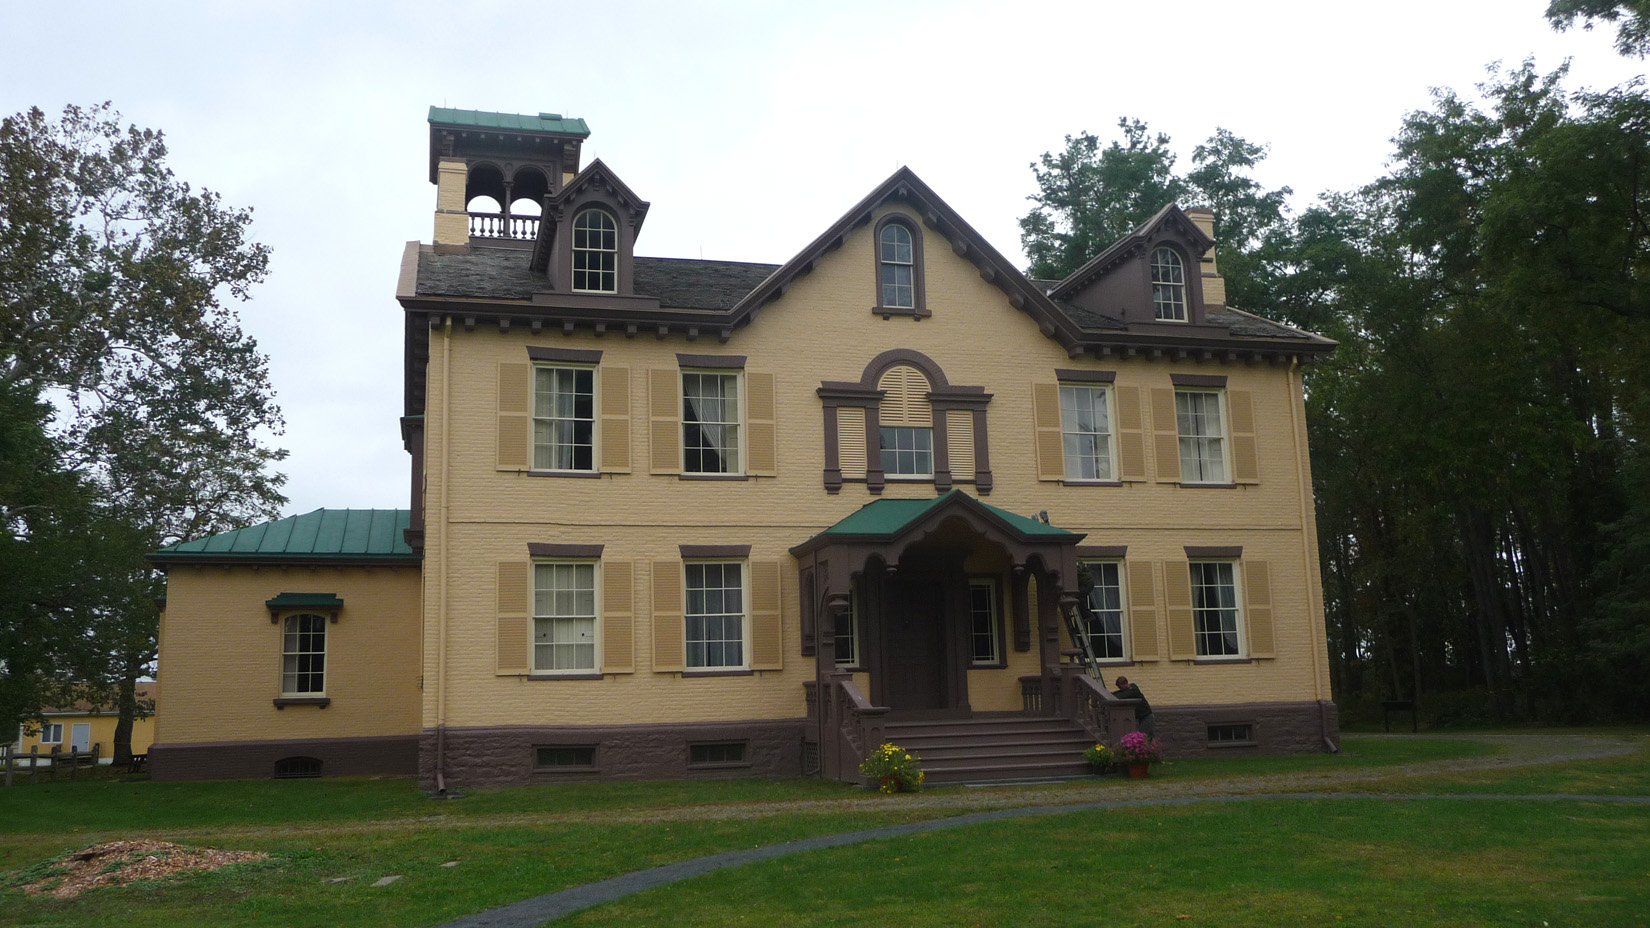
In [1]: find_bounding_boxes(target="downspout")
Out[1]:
[435,316,453,793]
[1289,356,1337,753]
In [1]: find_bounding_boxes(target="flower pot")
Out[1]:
[1127,762,1150,779]
[879,776,902,793]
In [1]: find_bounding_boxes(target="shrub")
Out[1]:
[1084,743,1114,771]
[859,742,925,793]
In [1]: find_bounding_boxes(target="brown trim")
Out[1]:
[870,213,929,318]
[272,697,331,709]
[527,345,603,363]
[150,734,418,781]
[528,543,604,558]
[1076,545,1128,559]
[1192,657,1256,665]
[679,544,751,558]
[527,672,605,681]
[676,353,746,369]
[677,474,749,482]
[526,470,603,478]
[1055,368,1117,383]
[681,669,756,678]
[1170,373,1228,387]
[1185,545,1243,558]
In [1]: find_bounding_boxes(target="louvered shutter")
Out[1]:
[1115,386,1147,482]
[1244,560,1275,658]
[749,559,783,670]
[496,561,530,675]
[1165,559,1196,660]
[947,409,975,481]
[601,560,635,673]
[650,560,684,671]
[1151,387,1182,483]
[599,366,631,473]
[1126,560,1160,660]
[878,366,932,426]
[497,362,531,471]
[1032,382,1064,481]
[1228,389,1259,484]
[746,372,778,476]
[649,369,681,474]
[838,407,867,479]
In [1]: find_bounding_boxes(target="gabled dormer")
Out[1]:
[530,159,651,296]
[1047,204,1222,331]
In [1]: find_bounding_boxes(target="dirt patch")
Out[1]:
[21,840,267,899]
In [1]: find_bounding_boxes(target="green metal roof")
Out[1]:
[151,510,418,563]
[810,491,1080,542]
[265,592,345,609]
[428,107,590,137]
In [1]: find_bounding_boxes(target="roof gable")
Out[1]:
[1047,203,1215,302]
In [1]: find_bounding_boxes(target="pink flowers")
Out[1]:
[1118,731,1163,764]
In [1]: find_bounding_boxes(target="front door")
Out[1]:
[70,723,90,753]
[884,571,948,710]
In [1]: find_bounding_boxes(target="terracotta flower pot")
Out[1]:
[880,775,902,793]
[1127,762,1150,779]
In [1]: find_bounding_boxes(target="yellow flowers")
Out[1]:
[859,741,924,793]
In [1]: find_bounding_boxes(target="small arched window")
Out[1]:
[1152,247,1187,321]
[572,209,618,293]
[879,223,915,308]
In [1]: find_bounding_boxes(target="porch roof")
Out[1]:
[796,490,1080,550]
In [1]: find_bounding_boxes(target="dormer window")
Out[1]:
[1152,247,1187,321]
[572,208,618,293]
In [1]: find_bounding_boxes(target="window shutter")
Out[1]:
[1114,386,1147,482]
[601,560,635,673]
[650,559,684,671]
[649,369,681,474]
[878,366,931,426]
[1228,389,1259,484]
[1244,560,1275,658]
[1165,559,1196,660]
[838,407,867,479]
[947,409,975,481]
[1032,382,1063,482]
[497,362,531,471]
[1151,387,1182,483]
[1126,560,1159,661]
[749,559,783,670]
[746,371,778,476]
[496,561,530,675]
[600,366,632,473]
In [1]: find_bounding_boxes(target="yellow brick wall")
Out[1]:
[155,566,421,745]
[418,202,1331,726]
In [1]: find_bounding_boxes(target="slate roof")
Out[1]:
[416,247,780,311]
[428,108,590,137]
[151,510,418,564]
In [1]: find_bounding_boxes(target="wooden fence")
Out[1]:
[1,742,101,786]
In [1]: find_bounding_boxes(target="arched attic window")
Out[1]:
[1151,246,1187,321]
[873,216,927,316]
[878,365,933,477]
[572,208,618,293]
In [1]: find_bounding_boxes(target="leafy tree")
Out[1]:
[0,103,287,759]
[1546,0,1650,56]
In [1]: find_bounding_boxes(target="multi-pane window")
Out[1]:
[968,579,1000,664]
[39,722,63,744]
[572,209,618,292]
[281,613,327,694]
[683,372,741,474]
[1152,246,1186,321]
[533,366,594,471]
[534,561,597,672]
[879,223,914,308]
[1060,385,1113,480]
[835,588,860,667]
[1080,561,1127,660]
[686,562,744,669]
[1176,390,1227,483]
[1190,561,1242,657]
[879,426,933,476]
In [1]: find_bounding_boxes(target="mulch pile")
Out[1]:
[22,840,267,899]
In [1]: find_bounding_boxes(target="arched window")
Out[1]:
[1152,247,1187,321]
[877,364,933,477]
[879,222,915,309]
[572,209,618,293]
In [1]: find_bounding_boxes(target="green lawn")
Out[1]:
[0,733,1644,928]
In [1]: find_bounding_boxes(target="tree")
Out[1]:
[0,103,287,759]
[1546,0,1650,56]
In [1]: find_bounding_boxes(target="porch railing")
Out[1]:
[815,672,888,783]
[1064,669,1139,745]
[467,211,540,240]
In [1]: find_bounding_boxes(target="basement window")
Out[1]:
[688,741,748,768]
[535,746,597,769]
[1207,723,1255,746]
[274,756,323,779]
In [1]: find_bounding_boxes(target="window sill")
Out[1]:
[682,669,754,678]
[968,661,1008,670]
[1192,657,1253,665]
[678,474,749,482]
[1206,740,1259,749]
[1179,482,1238,489]
[883,474,934,482]
[273,697,331,709]
[688,761,753,771]
[871,304,932,319]
[526,470,602,479]
[1094,659,1137,667]
[835,664,864,673]
[1063,479,1123,487]
[527,672,604,681]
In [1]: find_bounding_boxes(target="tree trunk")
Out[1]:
[113,671,137,766]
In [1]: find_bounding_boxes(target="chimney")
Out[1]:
[433,158,470,247]
[1184,206,1225,306]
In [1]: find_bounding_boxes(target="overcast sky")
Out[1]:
[2,1,1644,522]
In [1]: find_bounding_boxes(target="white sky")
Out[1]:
[2,0,1644,520]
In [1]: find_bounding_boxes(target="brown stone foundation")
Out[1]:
[149,734,419,781]
[421,719,808,791]
[1152,700,1339,757]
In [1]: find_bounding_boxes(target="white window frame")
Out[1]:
[39,722,63,744]
[879,222,915,309]
[532,364,597,473]
[878,424,934,478]
[572,208,618,293]
[967,578,1002,665]
[1152,246,1187,321]
[1176,389,1228,484]
[1079,560,1129,661]
[1059,384,1115,481]
[280,612,328,696]
[681,370,743,475]
[1190,560,1245,658]
[835,586,861,668]
[533,559,601,674]
[685,560,748,670]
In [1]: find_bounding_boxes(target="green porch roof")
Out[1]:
[151,510,418,564]
[807,491,1080,543]
[428,107,590,137]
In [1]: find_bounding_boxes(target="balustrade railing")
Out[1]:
[1064,667,1140,745]
[817,673,887,783]
[467,211,540,240]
